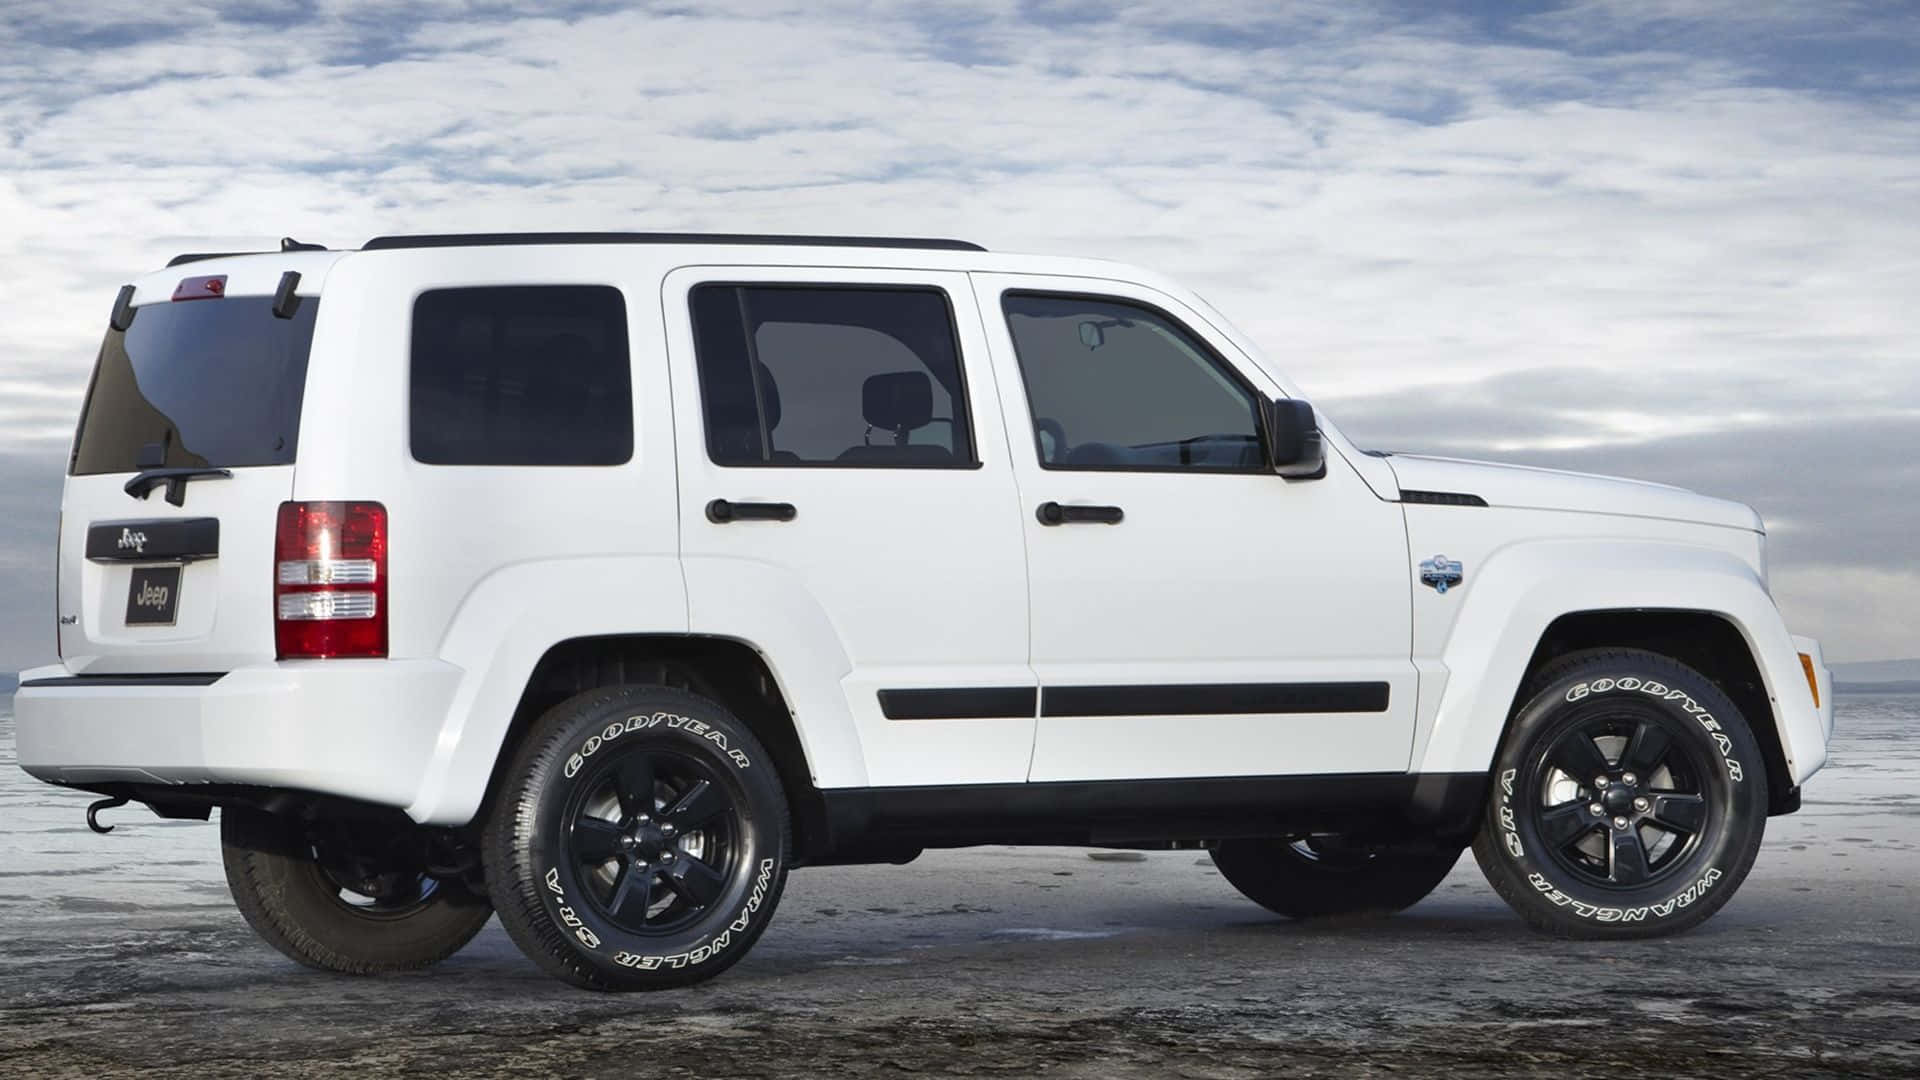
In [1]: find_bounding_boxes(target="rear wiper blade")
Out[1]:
[124,467,232,507]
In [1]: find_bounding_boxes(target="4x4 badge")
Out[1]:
[1420,555,1464,594]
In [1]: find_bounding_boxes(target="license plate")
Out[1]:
[125,565,182,626]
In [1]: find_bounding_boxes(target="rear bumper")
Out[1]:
[13,660,461,813]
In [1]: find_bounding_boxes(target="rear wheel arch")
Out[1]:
[1504,610,1794,815]
[477,635,831,862]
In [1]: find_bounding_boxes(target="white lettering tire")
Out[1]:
[483,685,790,990]
[1472,649,1768,939]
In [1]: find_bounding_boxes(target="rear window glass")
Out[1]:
[410,286,632,466]
[70,296,318,475]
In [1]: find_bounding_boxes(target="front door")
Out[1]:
[970,273,1417,783]
[665,267,1036,788]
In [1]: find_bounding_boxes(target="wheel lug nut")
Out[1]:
[1613,816,1629,829]
[1589,803,1603,816]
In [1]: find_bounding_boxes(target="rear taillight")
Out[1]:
[274,501,386,659]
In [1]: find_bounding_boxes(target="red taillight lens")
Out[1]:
[274,501,387,659]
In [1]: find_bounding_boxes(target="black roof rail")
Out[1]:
[360,232,987,252]
[166,238,328,267]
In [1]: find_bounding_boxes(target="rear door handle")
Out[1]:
[1037,501,1124,526]
[706,499,797,523]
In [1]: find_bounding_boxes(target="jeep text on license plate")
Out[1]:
[125,565,182,626]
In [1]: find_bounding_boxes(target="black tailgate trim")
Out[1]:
[85,518,220,563]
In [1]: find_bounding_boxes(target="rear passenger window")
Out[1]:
[411,286,632,466]
[689,285,975,467]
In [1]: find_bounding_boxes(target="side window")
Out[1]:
[690,285,976,468]
[411,285,632,466]
[1002,293,1263,472]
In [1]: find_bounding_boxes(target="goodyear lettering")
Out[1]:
[565,712,753,778]
[1563,676,1746,782]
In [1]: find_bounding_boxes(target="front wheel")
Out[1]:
[1472,649,1768,939]
[1211,836,1461,919]
[483,685,791,991]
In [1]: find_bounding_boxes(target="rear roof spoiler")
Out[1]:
[166,237,329,267]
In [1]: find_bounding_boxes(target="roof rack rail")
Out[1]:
[360,232,987,252]
[166,237,329,268]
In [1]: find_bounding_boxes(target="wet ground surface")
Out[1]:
[2,697,1916,1077]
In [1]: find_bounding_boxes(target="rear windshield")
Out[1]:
[70,296,318,475]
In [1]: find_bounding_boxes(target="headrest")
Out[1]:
[863,371,932,432]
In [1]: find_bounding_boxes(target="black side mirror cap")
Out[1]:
[1262,398,1326,479]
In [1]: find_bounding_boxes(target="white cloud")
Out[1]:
[0,0,1914,664]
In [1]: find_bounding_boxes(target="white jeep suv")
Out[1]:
[15,233,1834,990]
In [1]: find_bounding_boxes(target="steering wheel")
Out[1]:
[1032,417,1068,462]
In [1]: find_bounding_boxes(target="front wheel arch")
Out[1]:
[1506,611,1793,814]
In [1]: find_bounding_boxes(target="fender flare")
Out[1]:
[404,554,867,825]
[1413,539,1825,786]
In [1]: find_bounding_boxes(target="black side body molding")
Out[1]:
[878,687,1038,720]
[1041,681,1388,717]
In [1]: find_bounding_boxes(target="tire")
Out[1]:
[1472,648,1769,939]
[483,685,790,991]
[221,806,493,974]
[1211,837,1462,919]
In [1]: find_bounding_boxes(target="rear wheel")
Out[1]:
[1472,648,1767,938]
[221,807,493,973]
[1211,836,1461,919]
[483,685,790,991]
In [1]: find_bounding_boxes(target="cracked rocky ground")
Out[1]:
[2,698,1915,1078]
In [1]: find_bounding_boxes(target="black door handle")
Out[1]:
[1037,501,1124,526]
[707,499,797,524]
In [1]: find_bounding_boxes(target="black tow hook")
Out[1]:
[86,796,131,834]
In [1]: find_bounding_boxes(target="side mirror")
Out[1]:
[1262,398,1325,479]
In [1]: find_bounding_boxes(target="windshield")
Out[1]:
[70,296,318,475]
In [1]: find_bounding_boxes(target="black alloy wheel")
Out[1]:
[1526,712,1711,890]
[562,748,741,936]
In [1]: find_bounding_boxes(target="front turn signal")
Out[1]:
[1798,652,1820,709]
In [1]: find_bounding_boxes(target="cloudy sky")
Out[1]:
[1,0,1915,671]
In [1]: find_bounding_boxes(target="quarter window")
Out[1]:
[690,285,975,468]
[411,286,632,466]
[1002,293,1263,472]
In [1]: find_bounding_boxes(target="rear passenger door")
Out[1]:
[663,267,1036,789]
